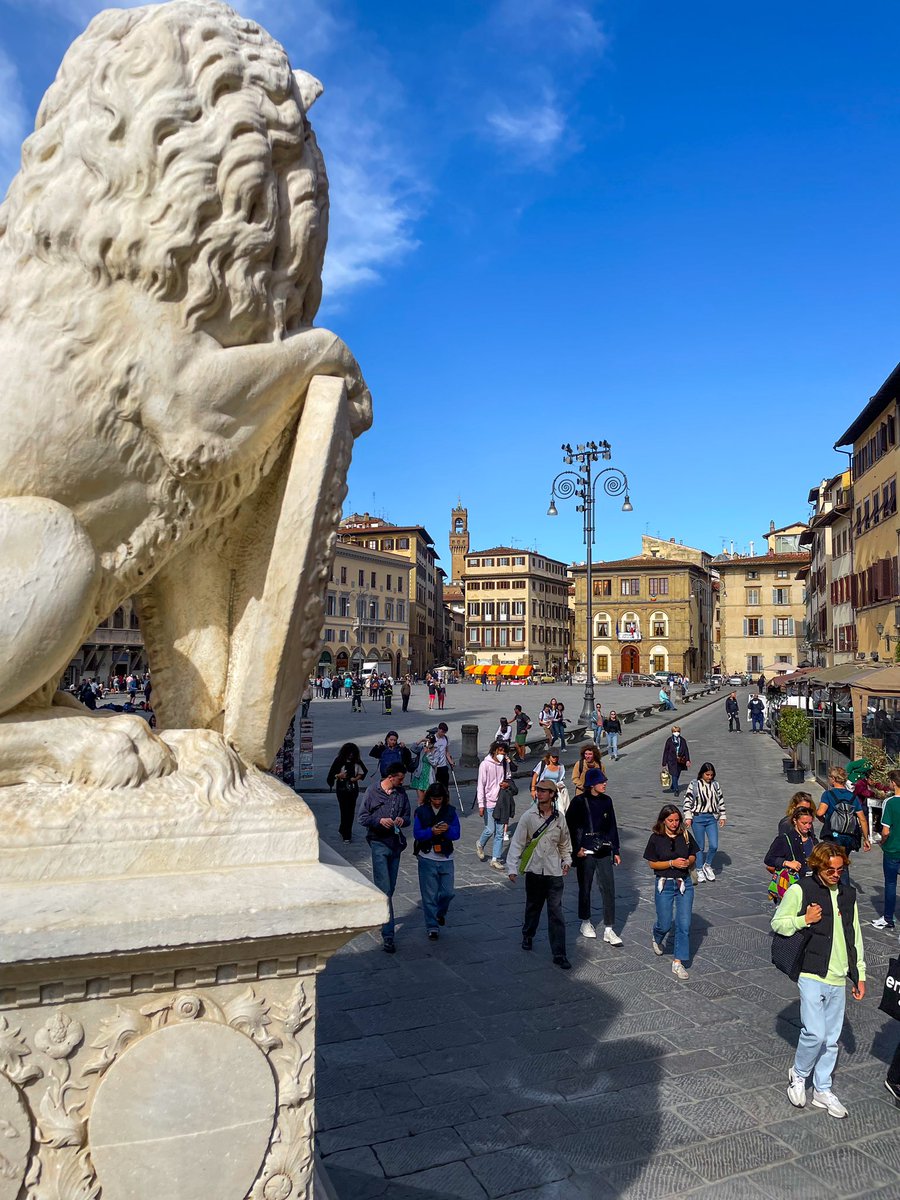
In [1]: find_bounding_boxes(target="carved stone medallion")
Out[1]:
[89,1021,276,1200]
[0,1073,31,1199]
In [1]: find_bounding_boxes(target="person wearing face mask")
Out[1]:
[643,804,699,981]
[475,741,514,870]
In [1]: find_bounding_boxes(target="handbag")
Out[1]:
[771,926,811,981]
[581,798,609,855]
[767,836,798,904]
[878,956,900,1022]
[660,768,672,790]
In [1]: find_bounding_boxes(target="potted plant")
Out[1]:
[778,707,810,784]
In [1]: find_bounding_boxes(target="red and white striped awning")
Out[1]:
[465,665,534,677]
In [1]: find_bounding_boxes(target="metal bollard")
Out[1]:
[460,723,480,769]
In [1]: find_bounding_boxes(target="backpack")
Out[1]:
[822,790,861,850]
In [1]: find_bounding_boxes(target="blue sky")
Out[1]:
[3,1,900,572]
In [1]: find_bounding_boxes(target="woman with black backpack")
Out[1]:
[816,766,871,886]
[326,743,367,844]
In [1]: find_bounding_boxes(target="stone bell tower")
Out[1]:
[450,502,469,584]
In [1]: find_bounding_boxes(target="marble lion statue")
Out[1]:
[0,1,371,788]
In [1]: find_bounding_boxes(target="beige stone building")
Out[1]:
[835,365,900,661]
[463,547,570,672]
[570,546,713,681]
[317,540,412,678]
[66,596,146,686]
[339,513,443,674]
[715,523,809,676]
[799,472,853,666]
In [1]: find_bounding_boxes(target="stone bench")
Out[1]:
[636,705,655,718]
[620,709,638,724]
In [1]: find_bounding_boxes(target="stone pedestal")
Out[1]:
[0,770,385,1200]
[460,723,480,769]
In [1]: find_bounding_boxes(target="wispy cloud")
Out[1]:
[490,0,608,57]
[0,48,29,198]
[485,89,566,164]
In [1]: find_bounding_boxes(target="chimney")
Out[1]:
[769,520,775,532]
[749,540,754,556]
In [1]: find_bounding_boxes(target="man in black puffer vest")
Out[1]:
[771,841,866,1118]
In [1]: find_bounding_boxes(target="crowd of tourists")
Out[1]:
[325,694,900,1117]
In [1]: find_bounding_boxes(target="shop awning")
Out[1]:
[465,665,534,677]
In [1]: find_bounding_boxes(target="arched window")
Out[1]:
[620,612,641,640]
[594,645,612,678]
[650,611,669,639]
[112,607,125,629]
[649,645,668,673]
[594,612,611,639]
[454,518,464,533]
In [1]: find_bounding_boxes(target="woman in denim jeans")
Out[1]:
[682,762,726,883]
[603,711,622,761]
[643,804,699,980]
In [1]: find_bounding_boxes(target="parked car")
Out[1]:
[727,674,743,686]
[539,674,556,684]
[653,671,670,684]
[620,673,660,687]
[708,674,724,687]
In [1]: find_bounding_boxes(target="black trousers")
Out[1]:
[888,1038,900,1085]
[523,873,566,956]
[728,713,741,731]
[336,791,357,841]
[401,694,410,711]
[435,766,450,788]
[575,853,615,924]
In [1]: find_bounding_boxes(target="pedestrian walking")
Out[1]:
[661,725,690,797]
[682,762,726,883]
[590,702,605,749]
[871,768,900,931]
[400,675,411,712]
[531,751,569,812]
[506,779,573,969]
[350,676,363,712]
[551,702,567,751]
[816,765,870,885]
[538,703,555,750]
[326,743,367,843]
[571,744,602,797]
[772,841,866,1117]
[765,805,816,892]
[495,717,514,751]
[725,691,741,732]
[748,692,765,732]
[382,678,393,715]
[758,673,766,692]
[475,741,514,870]
[301,681,312,719]
[603,711,622,760]
[512,705,532,761]
[426,674,436,710]
[409,732,435,802]
[643,804,699,980]
[368,731,415,777]
[567,767,622,945]
[358,764,411,954]
[437,679,446,709]
[778,792,815,835]
[430,722,454,788]
[414,782,460,939]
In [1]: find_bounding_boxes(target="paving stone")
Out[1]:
[783,1146,896,1196]
[598,1154,705,1199]
[467,1146,573,1198]
[406,1100,478,1136]
[318,1035,397,1068]
[657,1050,726,1076]
[675,1129,794,1182]
[373,1128,470,1178]
[674,1096,759,1137]
[321,1145,386,1181]
[386,1160,489,1198]
[631,1111,711,1153]
[410,1068,490,1107]
[680,1180,768,1200]
[748,1160,842,1200]
[554,1126,648,1170]
[506,1104,577,1144]
[456,1115,522,1155]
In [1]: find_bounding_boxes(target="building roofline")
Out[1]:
[569,557,708,572]
[835,362,900,447]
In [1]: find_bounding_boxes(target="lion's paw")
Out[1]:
[71,716,176,789]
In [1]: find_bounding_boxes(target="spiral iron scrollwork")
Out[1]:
[551,472,580,500]
[600,470,627,497]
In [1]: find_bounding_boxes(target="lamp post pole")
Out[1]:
[548,442,632,724]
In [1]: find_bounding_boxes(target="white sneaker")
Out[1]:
[812,1089,848,1118]
[475,841,486,861]
[603,927,623,946]
[503,832,510,842]
[490,859,505,871]
[693,872,703,884]
[672,962,689,981]
[652,938,664,956]
[703,864,716,882]
[580,920,597,939]
[871,916,896,930]
[787,1067,807,1108]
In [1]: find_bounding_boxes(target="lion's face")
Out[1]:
[0,0,327,346]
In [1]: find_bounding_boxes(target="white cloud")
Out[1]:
[490,0,608,57]
[486,91,566,164]
[0,48,29,198]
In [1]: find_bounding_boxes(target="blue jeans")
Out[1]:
[669,766,682,796]
[592,726,604,747]
[751,712,764,731]
[370,838,403,941]
[607,732,619,758]
[551,721,566,749]
[795,976,847,1092]
[417,856,455,932]
[662,699,676,711]
[691,814,719,872]
[478,809,504,860]
[883,855,900,923]
[653,878,694,962]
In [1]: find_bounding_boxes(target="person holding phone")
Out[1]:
[566,768,622,945]
[413,782,460,940]
[643,804,699,980]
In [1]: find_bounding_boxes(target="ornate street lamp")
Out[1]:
[547,442,632,722]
